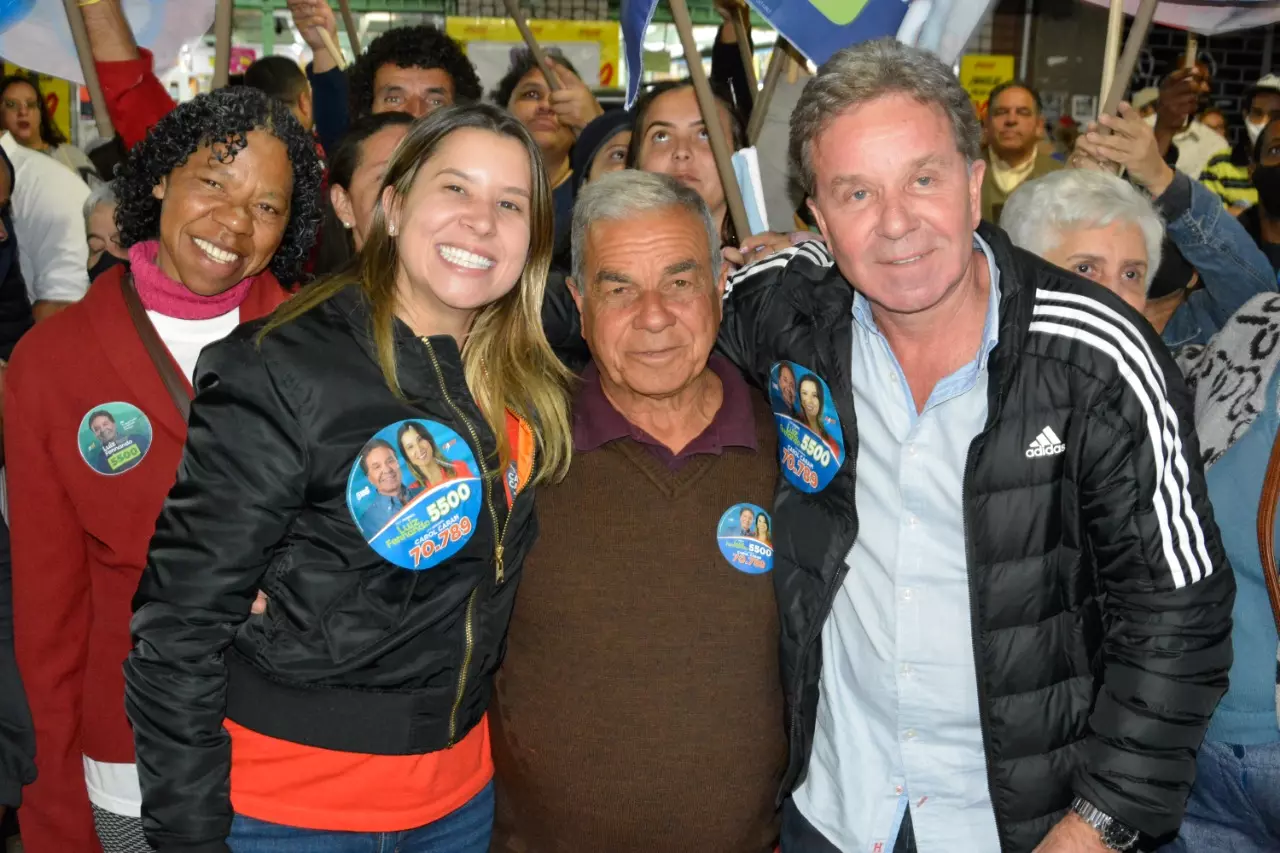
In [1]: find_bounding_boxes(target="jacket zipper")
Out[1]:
[963,436,1002,849]
[422,337,506,584]
[422,337,507,745]
[448,589,477,744]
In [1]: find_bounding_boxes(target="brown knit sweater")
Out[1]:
[490,388,786,853]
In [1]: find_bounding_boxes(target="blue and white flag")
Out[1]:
[620,0,659,107]
[0,0,217,84]
[896,0,1001,65]
[747,0,911,66]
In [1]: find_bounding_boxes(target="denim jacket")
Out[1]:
[1160,171,1277,347]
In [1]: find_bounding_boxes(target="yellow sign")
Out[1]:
[2,63,73,144]
[446,18,621,90]
[959,54,1015,114]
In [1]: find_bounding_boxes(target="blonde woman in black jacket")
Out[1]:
[124,104,573,853]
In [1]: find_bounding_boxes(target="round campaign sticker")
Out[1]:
[769,361,845,493]
[77,402,153,476]
[717,503,773,574]
[345,419,483,570]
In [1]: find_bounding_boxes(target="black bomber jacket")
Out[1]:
[125,286,537,853]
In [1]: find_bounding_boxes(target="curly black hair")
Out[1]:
[0,73,66,147]
[114,87,323,285]
[490,49,582,108]
[348,25,482,119]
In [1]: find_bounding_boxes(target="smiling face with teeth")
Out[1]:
[383,126,533,340]
[151,130,293,297]
[808,94,985,321]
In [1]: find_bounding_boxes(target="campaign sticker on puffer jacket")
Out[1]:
[717,503,773,574]
[769,361,845,493]
[346,419,482,570]
[77,402,153,475]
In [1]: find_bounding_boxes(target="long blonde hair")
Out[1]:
[261,104,572,483]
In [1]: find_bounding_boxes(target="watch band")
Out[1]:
[1070,796,1139,851]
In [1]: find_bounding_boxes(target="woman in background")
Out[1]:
[314,112,415,275]
[0,74,97,183]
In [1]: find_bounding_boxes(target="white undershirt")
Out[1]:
[83,305,241,817]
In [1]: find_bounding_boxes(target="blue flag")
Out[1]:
[621,0,660,107]
[621,0,914,108]
[749,0,910,66]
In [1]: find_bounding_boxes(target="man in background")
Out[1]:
[286,0,482,153]
[980,80,1061,222]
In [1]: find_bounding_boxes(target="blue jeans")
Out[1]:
[227,781,494,853]
[1159,741,1280,853]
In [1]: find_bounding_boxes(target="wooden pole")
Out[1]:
[670,0,750,240]
[747,38,792,146]
[731,7,758,95]
[319,28,348,71]
[1098,0,1124,110]
[501,0,561,91]
[337,0,361,56]
[213,0,233,89]
[61,0,114,139]
[1100,0,1159,117]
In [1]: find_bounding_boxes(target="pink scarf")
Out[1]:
[128,240,261,320]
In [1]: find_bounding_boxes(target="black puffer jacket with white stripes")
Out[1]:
[716,222,1235,852]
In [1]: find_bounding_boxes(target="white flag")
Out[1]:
[1079,0,1280,36]
[897,0,1003,65]
[0,0,217,84]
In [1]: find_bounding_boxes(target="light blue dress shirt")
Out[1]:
[793,236,1003,853]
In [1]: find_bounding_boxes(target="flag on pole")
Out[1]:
[1079,0,1280,36]
[896,0,1002,66]
[620,0,660,106]
[0,0,217,85]
[746,0,911,66]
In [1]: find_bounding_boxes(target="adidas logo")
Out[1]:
[1026,426,1065,458]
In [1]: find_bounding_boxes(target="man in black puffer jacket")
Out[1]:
[717,39,1234,853]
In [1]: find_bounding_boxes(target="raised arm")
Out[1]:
[81,0,175,151]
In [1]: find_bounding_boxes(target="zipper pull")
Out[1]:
[495,544,505,584]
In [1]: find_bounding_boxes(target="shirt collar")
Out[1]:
[852,233,1002,366]
[573,354,758,458]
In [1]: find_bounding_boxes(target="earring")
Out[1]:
[341,221,352,229]
[388,224,398,236]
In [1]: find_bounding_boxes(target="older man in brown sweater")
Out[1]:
[490,171,786,852]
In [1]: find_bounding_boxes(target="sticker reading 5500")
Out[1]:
[345,419,482,570]
[769,361,845,493]
[77,402,153,476]
[717,503,773,574]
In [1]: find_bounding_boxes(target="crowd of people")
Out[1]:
[0,1,1275,852]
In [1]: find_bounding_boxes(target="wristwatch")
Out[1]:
[1071,796,1140,851]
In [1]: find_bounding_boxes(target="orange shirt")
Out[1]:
[226,717,492,832]
[223,412,534,832]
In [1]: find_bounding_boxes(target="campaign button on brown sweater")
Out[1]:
[491,356,786,853]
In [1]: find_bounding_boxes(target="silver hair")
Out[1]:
[82,179,118,230]
[789,37,982,197]
[569,170,721,294]
[1000,169,1164,291]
